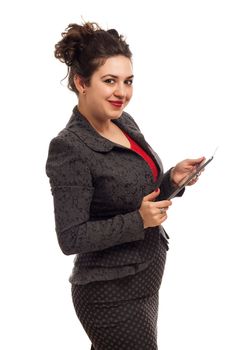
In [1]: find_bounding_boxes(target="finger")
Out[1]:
[196,168,205,175]
[143,188,160,202]
[187,176,199,185]
[156,200,172,208]
[159,213,168,223]
[155,210,167,221]
[186,156,206,166]
[158,207,167,215]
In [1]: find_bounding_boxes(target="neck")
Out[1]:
[77,103,112,134]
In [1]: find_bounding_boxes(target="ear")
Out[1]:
[73,75,87,94]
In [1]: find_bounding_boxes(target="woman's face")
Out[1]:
[79,55,134,121]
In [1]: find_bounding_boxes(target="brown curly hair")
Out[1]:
[54,22,132,94]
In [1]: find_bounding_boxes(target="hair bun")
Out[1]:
[107,29,120,38]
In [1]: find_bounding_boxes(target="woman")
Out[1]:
[45,22,204,350]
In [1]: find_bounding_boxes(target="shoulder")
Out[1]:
[47,128,87,157]
[45,129,92,185]
[121,111,141,131]
[45,129,89,175]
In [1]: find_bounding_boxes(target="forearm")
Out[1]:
[57,210,145,255]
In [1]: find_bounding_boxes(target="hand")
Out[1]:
[139,189,172,229]
[171,156,205,187]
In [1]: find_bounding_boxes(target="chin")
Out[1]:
[110,114,122,120]
[108,110,124,119]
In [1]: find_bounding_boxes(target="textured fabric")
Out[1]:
[123,130,159,181]
[45,106,184,285]
[70,226,168,285]
[71,237,167,350]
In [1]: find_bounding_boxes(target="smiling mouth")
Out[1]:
[108,100,124,108]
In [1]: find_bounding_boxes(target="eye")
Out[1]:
[125,79,133,86]
[104,79,115,84]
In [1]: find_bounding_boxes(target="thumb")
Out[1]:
[188,156,205,166]
[143,188,160,202]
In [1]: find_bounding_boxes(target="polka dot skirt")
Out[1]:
[71,239,167,350]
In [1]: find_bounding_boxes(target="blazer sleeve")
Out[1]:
[45,136,145,255]
[158,168,185,200]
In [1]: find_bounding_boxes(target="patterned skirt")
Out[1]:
[71,239,167,350]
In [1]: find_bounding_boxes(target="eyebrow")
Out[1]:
[101,74,134,79]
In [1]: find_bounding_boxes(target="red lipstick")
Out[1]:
[108,100,124,108]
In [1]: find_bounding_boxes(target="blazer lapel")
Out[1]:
[66,106,116,152]
[113,113,164,178]
[65,106,163,179]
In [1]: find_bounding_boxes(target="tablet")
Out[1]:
[167,156,214,200]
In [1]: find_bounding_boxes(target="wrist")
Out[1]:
[138,209,147,229]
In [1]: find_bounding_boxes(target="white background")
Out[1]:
[1,0,232,349]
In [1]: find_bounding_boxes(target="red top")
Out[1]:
[122,131,159,181]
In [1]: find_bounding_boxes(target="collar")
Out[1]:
[65,106,163,177]
[65,106,147,153]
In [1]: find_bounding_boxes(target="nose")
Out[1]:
[114,83,126,99]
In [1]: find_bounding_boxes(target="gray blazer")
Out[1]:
[45,107,184,284]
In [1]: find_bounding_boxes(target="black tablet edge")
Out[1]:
[167,156,214,200]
